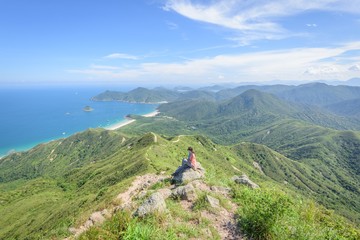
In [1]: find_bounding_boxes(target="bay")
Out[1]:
[0,86,157,157]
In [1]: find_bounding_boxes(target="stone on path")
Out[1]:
[232,174,259,189]
[134,192,167,217]
[171,183,197,201]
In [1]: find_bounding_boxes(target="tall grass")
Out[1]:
[233,186,360,240]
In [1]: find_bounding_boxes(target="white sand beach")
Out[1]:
[104,110,159,130]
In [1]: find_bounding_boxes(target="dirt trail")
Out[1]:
[65,172,242,239]
[65,174,166,239]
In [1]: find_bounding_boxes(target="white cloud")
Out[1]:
[349,64,360,71]
[306,23,318,27]
[163,0,360,44]
[104,53,138,60]
[70,42,360,83]
[304,65,340,75]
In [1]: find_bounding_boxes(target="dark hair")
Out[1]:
[187,147,194,153]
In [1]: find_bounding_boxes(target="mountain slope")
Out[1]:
[0,130,157,239]
[92,87,179,103]
[1,127,359,239]
[160,89,360,131]
[326,98,360,118]
[277,82,360,106]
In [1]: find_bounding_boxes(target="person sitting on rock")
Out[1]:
[186,146,197,170]
[172,147,197,176]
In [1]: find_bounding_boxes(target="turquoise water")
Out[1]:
[0,86,158,157]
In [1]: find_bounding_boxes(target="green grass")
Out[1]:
[232,186,360,240]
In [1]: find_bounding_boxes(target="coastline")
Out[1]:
[104,110,159,130]
[0,110,160,158]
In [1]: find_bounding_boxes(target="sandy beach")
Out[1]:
[104,110,159,130]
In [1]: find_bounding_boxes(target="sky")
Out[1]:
[1,0,360,86]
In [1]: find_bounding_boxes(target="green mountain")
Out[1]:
[3,84,360,239]
[136,91,360,222]
[277,83,360,106]
[326,98,360,118]
[0,129,155,239]
[1,129,359,239]
[160,89,360,131]
[92,87,179,103]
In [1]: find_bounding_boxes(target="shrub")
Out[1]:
[233,187,291,240]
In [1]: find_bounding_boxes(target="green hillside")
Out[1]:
[160,89,360,131]
[0,129,156,239]
[2,85,360,239]
[277,83,360,106]
[92,87,179,103]
[326,98,360,118]
[1,129,359,239]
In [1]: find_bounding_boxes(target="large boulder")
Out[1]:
[171,183,197,201]
[134,192,167,217]
[172,162,205,184]
[232,174,259,189]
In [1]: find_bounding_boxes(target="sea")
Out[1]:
[0,86,158,157]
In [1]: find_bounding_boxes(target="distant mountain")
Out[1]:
[276,82,360,106]
[345,78,360,86]
[92,87,179,103]
[160,89,360,131]
[326,98,360,118]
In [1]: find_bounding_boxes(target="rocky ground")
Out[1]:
[65,162,259,239]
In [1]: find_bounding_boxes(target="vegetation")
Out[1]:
[1,83,360,239]
[233,187,359,240]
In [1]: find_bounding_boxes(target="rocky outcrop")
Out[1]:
[232,174,259,189]
[134,192,167,217]
[171,183,197,201]
[172,162,205,184]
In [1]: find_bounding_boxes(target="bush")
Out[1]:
[233,187,291,240]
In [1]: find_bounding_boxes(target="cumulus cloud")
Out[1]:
[104,53,139,60]
[163,0,360,44]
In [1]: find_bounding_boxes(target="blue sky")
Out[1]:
[1,0,360,86]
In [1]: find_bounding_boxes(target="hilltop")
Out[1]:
[1,130,359,239]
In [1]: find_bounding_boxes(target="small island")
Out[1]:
[83,106,94,112]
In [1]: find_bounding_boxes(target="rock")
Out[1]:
[232,174,259,189]
[134,192,166,217]
[171,183,197,201]
[158,188,172,199]
[172,162,205,184]
[136,190,148,199]
[68,227,78,235]
[84,220,93,228]
[210,186,231,195]
[206,195,220,209]
[101,209,111,218]
[253,161,264,175]
[89,211,106,225]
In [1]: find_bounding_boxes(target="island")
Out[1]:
[83,106,94,112]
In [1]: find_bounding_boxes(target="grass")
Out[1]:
[232,186,360,240]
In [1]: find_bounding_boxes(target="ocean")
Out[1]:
[0,86,158,157]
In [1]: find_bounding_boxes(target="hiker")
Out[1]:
[172,147,197,176]
[185,146,197,170]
